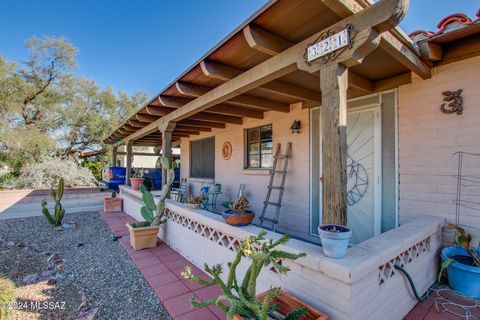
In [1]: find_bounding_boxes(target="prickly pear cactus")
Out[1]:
[41,178,66,227]
[138,156,174,226]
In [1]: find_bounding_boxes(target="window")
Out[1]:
[190,137,215,179]
[245,125,273,168]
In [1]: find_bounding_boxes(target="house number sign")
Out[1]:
[306,28,350,63]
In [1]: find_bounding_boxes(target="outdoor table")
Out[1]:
[201,191,223,214]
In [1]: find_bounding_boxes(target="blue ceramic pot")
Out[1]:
[441,245,480,298]
[318,224,352,259]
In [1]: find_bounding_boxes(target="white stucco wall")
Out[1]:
[180,103,312,238]
[398,55,480,242]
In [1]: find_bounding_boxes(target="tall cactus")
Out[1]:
[139,156,174,226]
[41,178,66,227]
[181,231,307,320]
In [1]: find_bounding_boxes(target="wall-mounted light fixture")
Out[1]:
[290,120,302,134]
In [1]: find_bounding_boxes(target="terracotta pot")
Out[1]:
[233,290,329,320]
[130,178,144,190]
[104,197,123,213]
[222,209,254,226]
[126,223,160,250]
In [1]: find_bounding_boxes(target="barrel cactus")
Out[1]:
[138,156,174,226]
[40,178,65,227]
[181,230,307,320]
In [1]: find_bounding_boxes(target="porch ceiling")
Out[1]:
[105,0,428,145]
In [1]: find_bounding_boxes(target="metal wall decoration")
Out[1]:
[222,142,232,160]
[304,24,355,65]
[440,89,463,115]
[346,156,368,206]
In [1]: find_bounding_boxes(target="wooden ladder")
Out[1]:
[259,142,292,232]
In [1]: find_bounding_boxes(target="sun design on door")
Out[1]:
[346,107,380,244]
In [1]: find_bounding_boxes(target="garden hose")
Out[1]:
[393,265,429,301]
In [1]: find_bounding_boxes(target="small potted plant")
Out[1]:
[127,157,173,250]
[185,194,204,209]
[130,168,145,190]
[318,224,352,259]
[439,223,480,298]
[222,196,254,226]
[181,231,329,320]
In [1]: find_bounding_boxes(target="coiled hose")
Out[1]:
[394,265,429,301]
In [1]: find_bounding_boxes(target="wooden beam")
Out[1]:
[380,33,431,79]
[242,24,293,56]
[123,0,408,142]
[148,105,242,124]
[200,60,321,103]
[178,119,225,129]
[320,63,348,226]
[125,141,133,185]
[373,72,411,91]
[417,41,442,62]
[117,152,162,156]
[129,120,147,128]
[347,70,373,93]
[321,0,431,79]
[176,81,290,112]
[175,125,211,132]
[158,96,264,118]
[123,125,136,132]
[136,114,159,123]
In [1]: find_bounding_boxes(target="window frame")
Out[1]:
[244,124,273,169]
[189,137,215,179]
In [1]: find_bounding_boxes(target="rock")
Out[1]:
[6,241,15,247]
[23,274,42,284]
[47,278,57,285]
[77,307,99,320]
[41,270,57,277]
[54,226,63,231]
[17,242,26,247]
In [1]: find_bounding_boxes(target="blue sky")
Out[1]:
[0,0,478,98]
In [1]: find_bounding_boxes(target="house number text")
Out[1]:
[307,28,350,62]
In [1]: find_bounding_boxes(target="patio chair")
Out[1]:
[171,178,187,202]
[222,183,246,209]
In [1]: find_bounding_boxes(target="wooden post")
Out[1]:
[160,122,176,186]
[125,141,133,186]
[320,63,348,226]
[111,146,118,198]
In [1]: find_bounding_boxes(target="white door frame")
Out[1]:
[310,98,383,238]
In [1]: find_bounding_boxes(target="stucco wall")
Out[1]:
[398,55,480,242]
[180,103,312,239]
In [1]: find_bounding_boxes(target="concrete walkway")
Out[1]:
[0,188,107,220]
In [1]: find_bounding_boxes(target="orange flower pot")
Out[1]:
[222,210,254,226]
[233,290,329,320]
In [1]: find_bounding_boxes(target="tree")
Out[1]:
[0,36,147,172]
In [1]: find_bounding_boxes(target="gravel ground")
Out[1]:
[0,211,171,320]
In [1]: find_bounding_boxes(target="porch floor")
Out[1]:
[101,210,468,320]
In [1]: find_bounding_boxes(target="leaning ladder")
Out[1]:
[259,142,292,232]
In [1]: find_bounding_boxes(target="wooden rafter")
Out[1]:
[200,60,321,103]
[136,114,159,123]
[157,96,264,119]
[242,24,293,56]
[175,81,290,112]
[178,119,225,129]
[147,105,242,124]
[322,0,431,79]
[347,70,373,93]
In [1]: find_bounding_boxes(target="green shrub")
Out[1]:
[0,277,16,319]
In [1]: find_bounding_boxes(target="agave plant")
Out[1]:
[40,178,65,227]
[182,231,307,320]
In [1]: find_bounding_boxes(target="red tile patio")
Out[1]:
[101,210,474,320]
[101,210,223,320]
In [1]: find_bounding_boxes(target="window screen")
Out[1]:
[190,137,215,179]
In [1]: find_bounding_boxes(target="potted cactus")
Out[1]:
[222,196,255,226]
[40,178,66,229]
[440,224,480,298]
[127,157,173,250]
[130,167,145,190]
[182,231,328,320]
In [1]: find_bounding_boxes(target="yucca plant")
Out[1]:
[40,177,65,227]
[181,231,307,320]
[132,156,174,227]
